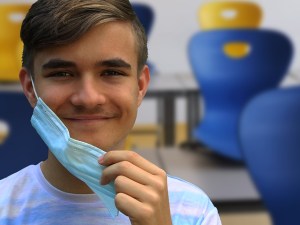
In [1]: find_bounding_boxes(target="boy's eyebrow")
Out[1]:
[42,59,76,70]
[42,58,132,70]
[96,58,132,69]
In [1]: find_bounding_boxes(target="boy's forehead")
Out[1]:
[33,21,138,65]
[33,23,138,72]
[41,21,134,46]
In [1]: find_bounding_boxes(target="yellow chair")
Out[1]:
[198,1,262,30]
[0,4,30,82]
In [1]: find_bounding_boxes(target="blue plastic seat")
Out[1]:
[188,29,293,160]
[132,3,157,75]
[240,86,300,224]
[132,2,154,36]
[0,92,47,179]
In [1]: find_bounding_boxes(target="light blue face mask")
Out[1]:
[30,77,118,217]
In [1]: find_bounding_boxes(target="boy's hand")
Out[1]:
[99,151,172,225]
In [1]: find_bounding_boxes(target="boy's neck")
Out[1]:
[41,151,94,194]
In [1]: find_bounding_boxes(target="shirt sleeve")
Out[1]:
[197,207,222,225]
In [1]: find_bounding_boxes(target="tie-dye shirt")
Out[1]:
[0,164,222,225]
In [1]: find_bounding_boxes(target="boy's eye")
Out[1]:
[51,72,72,77]
[102,70,125,76]
[46,71,73,79]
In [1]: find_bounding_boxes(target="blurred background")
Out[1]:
[1,0,300,224]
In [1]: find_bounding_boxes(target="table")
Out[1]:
[0,83,22,92]
[145,74,201,146]
[134,147,260,203]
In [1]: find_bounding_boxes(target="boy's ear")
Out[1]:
[19,68,37,107]
[137,65,150,107]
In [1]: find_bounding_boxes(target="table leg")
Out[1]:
[158,93,175,146]
[186,92,200,141]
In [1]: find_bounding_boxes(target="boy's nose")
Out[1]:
[70,77,106,109]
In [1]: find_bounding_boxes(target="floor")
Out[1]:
[220,212,271,225]
[127,123,273,225]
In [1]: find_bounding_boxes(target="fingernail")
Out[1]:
[98,155,104,164]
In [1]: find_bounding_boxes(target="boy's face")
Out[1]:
[21,21,150,151]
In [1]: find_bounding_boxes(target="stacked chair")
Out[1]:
[132,2,154,36]
[132,2,157,75]
[0,4,30,82]
[188,1,293,161]
[0,3,47,179]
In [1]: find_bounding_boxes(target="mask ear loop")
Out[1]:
[30,74,39,99]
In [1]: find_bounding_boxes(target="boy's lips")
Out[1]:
[63,115,115,123]
[68,116,112,120]
[61,112,120,125]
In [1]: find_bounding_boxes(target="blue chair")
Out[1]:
[239,86,300,225]
[132,2,157,75]
[132,2,154,36]
[188,29,293,160]
[0,92,47,179]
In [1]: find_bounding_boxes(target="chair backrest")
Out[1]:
[0,4,30,82]
[188,29,293,160]
[0,92,47,179]
[132,3,156,74]
[198,1,262,30]
[132,3,154,36]
[240,87,300,225]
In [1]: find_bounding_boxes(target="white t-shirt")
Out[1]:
[0,164,222,225]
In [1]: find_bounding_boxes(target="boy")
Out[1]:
[0,1,221,224]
